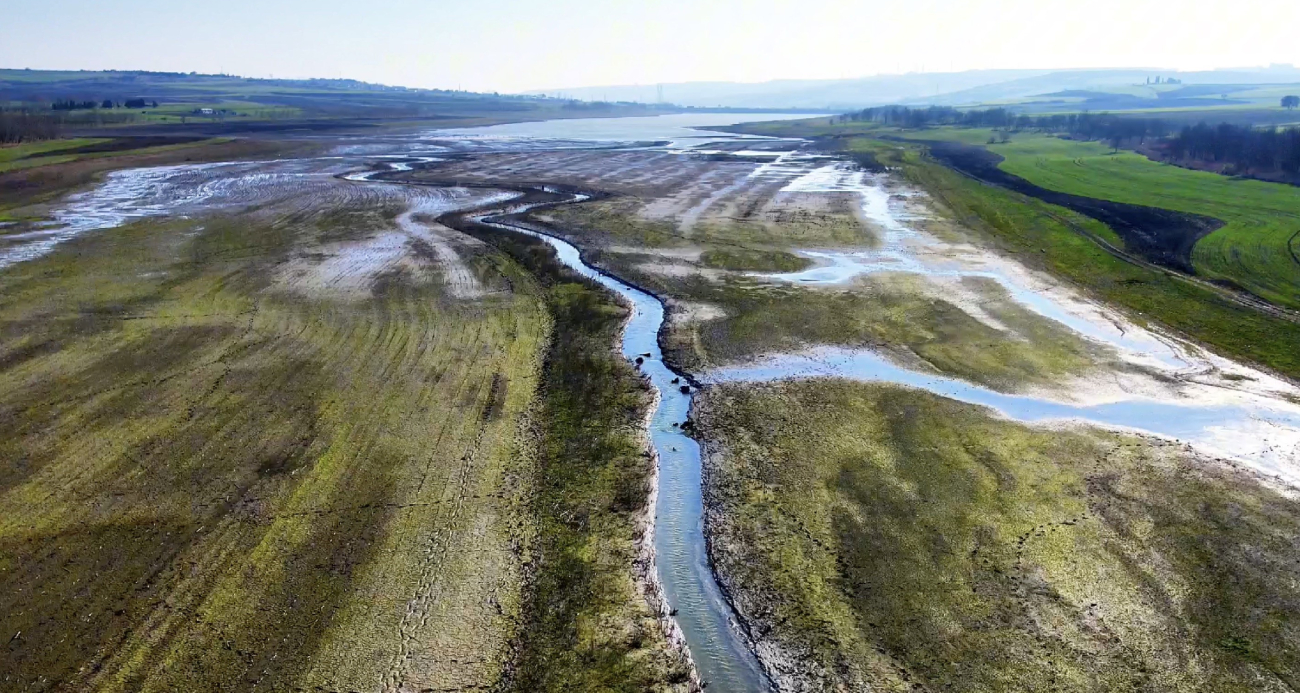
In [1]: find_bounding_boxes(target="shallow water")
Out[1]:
[729,162,1300,482]
[425,112,819,151]
[705,346,1300,485]
[761,165,1195,370]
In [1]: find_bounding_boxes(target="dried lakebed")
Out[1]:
[21,113,1300,691]
[416,147,1300,685]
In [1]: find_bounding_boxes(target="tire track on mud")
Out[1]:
[381,360,496,692]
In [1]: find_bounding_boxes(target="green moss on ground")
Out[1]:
[697,379,1300,692]
[0,197,548,691]
[699,248,812,272]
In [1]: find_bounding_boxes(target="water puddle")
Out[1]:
[729,162,1300,484]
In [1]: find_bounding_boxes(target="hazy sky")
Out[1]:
[5,0,1299,92]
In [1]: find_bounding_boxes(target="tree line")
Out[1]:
[842,106,1168,145]
[50,98,158,111]
[0,110,61,144]
[1167,122,1300,174]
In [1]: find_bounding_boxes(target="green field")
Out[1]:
[952,132,1300,309]
[697,379,1300,692]
[0,137,223,174]
[0,138,108,163]
[880,138,1300,379]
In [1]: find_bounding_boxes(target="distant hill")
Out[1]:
[533,66,1300,110]
[0,69,678,129]
[528,70,1055,110]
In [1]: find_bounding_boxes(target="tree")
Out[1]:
[1283,95,1300,110]
[101,99,114,109]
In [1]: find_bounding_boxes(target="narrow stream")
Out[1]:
[475,202,772,692]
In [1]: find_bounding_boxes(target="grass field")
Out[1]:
[876,138,1300,379]
[925,131,1300,309]
[0,138,109,164]
[0,136,223,175]
[697,379,1300,692]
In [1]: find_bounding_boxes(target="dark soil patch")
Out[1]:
[21,136,207,159]
[920,139,1225,274]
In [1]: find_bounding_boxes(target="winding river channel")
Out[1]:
[476,202,772,690]
[18,113,1300,692]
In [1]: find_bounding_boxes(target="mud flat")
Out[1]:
[437,129,1300,690]
[0,154,557,691]
[9,110,1300,692]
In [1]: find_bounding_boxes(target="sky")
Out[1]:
[4,0,1300,93]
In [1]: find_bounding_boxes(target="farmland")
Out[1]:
[919,131,1300,310]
